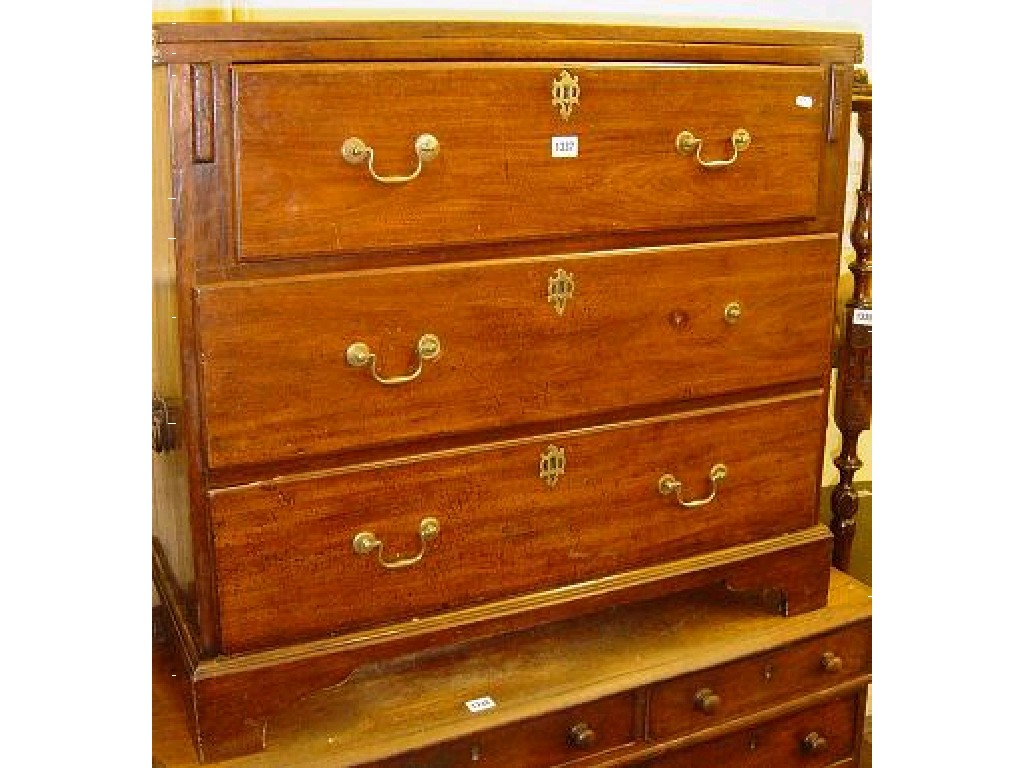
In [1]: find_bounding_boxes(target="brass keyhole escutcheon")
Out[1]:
[539,445,566,488]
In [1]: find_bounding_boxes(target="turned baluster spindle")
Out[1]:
[830,68,872,573]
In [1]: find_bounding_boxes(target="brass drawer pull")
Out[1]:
[659,464,728,508]
[346,334,441,385]
[801,731,828,755]
[675,128,751,169]
[567,722,597,749]
[353,517,440,570]
[694,688,722,715]
[341,133,440,184]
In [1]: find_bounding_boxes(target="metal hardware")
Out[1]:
[763,663,774,681]
[659,464,728,508]
[802,732,828,754]
[539,445,566,488]
[694,688,721,715]
[346,333,441,385]
[352,517,440,570]
[724,301,743,324]
[675,128,751,169]
[551,69,580,120]
[821,652,843,673]
[152,395,177,454]
[341,133,440,184]
[567,722,597,749]
[547,268,575,315]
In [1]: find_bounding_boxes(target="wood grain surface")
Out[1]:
[210,392,825,652]
[233,62,825,261]
[197,235,836,470]
[152,570,869,767]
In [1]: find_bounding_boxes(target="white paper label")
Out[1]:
[551,136,579,158]
[795,95,814,109]
[465,696,497,713]
[853,308,872,326]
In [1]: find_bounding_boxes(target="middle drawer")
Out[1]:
[210,392,824,652]
[197,234,836,469]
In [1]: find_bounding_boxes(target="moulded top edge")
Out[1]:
[151,16,862,51]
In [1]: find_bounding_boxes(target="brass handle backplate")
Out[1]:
[694,688,721,715]
[352,517,440,570]
[802,732,828,754]
[659,464,728,508]
[676,128,751,169]
[342,133,440,184]
[346,334,441,385]
[567,722,597,749]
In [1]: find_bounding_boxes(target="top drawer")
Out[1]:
[233,62,827,261]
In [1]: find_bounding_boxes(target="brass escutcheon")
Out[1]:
[539,445,566,488]
[551,69,581,120]
[548,268,575,316]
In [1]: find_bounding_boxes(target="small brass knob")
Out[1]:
[567,722,597,749]
[694,688,721,715]
[724,301,742,323]
[821,652,843,674]
[802,731,828,754]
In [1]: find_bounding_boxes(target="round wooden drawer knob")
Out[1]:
[694,688,721,715]
[802,731,828,754]
[567,722,597,749]
[821,652,843,673]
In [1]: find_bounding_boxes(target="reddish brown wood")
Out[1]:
[197,236,836,469]
[233,63,825,261]
[646,696,857,767]
[153,21,860,49]
[191,63,215,162]
[830,69,871,573]
[151,21,862,763]
[154,528,833,762]
[648,622,870,741]
[211,394,826,652]
[374,693,637,767]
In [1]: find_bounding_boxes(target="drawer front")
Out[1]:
[197,236,835,470]
[645,696,858,768]
[233,62,827,261]
[649,622,870,741]
[375,693,635,767]
[211,394,824,652]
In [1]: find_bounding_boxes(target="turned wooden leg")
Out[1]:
[831,68,872,573]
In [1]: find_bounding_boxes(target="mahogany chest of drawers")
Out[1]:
[152,19,862,762]
[153,571,872,767]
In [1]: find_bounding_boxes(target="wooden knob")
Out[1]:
[567,722,596,749]
[802,732,828,754]
[694,688,721,715]
[821,652,843,673]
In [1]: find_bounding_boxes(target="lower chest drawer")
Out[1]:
[210,392,824,652]
[643,695,860,768]
[648,621,870,741]
[374,692,637,767]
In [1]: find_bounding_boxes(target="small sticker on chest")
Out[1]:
[551,136,579,158]
[465,696,497,713]
[795,95,814,108]
[853,308,872,326]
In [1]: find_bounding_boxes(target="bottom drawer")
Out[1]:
[645,696,859,768]
[376,691,636,767]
